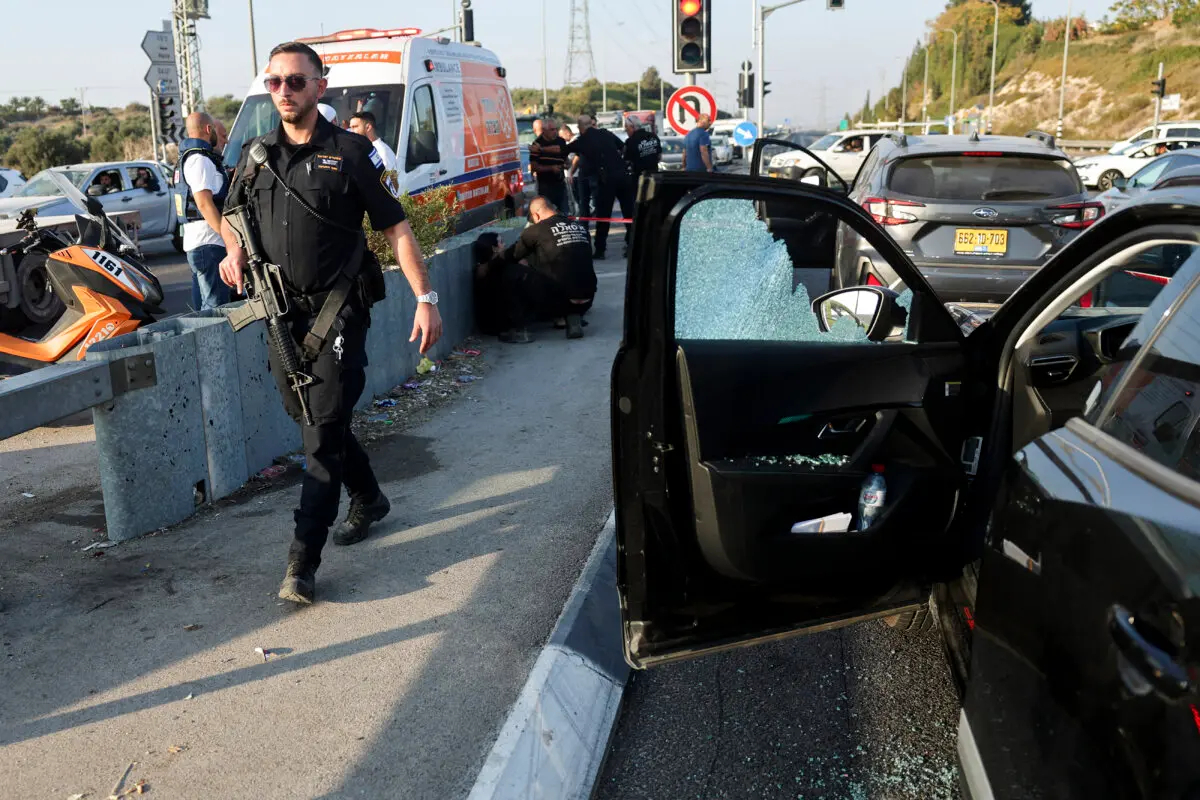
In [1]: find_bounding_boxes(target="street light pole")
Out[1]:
[1056,0,1073,140]
[756,0,811,133]
[922,34,930,134]
[541,0,548,108]
[248,0,258,78]
[986,0,999,134]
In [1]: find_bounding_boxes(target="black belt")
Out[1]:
[288,290,333,315]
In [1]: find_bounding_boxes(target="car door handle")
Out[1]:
[435,168,448,176]
[1109,604,1191,699]
[818,418,866,439]
[120,196,133,202]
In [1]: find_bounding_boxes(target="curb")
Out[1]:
[467,511,629,800]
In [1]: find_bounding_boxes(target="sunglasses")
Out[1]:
[264,74,320,93]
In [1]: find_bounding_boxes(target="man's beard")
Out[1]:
[277,96,315,124]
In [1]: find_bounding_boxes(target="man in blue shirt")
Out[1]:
[682,115,714,173]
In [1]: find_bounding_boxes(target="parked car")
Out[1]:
[613,166,1200,800]
[657,136,685,172]
[1108,119,1200,153]
[1076,138,1200,190]
[766,129,890,184]
[0,167,26,199]
[758,130,1098,304]
[1094,149,1200,213]
[0,161,179,249]
[710,135,734,166]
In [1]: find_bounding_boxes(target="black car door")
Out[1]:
[751,138,849,192]
[612,171,977,667]
[958,217,1200,799]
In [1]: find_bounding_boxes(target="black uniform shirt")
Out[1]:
[565,127,627,180]
[624,129,662,175]
[505,214,597,299]
[226,116,406,294]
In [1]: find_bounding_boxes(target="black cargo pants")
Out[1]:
[268,301,380,572]
[591,175,635,256]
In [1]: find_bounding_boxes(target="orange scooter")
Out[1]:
[0,173,164,369]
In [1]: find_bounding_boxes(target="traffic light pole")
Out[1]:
[757,0,812,133]
[1153,61,1164,132]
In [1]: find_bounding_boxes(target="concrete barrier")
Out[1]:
[81,221,522,542]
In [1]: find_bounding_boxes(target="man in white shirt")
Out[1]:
[348,111,397,173]
[179,112,231,310]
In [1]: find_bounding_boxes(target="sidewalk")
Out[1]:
[0,264,626,799]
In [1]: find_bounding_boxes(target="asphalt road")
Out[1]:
[141,239,196,316]
[598,619,963,800]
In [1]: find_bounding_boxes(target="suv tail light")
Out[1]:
[863,197,923,226]
[1048,202,1104,229]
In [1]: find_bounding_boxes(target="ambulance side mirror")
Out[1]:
[409,131,440,167]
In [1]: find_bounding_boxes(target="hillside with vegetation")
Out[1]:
[0,95,241,178]
[855,0,1200,140]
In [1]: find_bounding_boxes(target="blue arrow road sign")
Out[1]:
[733,121,759,147]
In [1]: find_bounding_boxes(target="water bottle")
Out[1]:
[857,464,887,531]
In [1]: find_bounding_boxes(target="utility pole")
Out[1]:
[541,0,548,108]
[79,87,88,137]
[248,0,259,77]
[922,34,930,134]
[660,80,665,110]
[637,82,642,111]
[900,61,907,126]
[931,28,958,133]
[985,0,999,134]
[1056,0,1073,141]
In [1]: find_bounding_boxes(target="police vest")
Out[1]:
[175,138,232,225]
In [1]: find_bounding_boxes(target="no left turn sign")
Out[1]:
[666,86,718,136]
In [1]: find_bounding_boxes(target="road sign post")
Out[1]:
[143,24,183,151]
[666,86,718,137]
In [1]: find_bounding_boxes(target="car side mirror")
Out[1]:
[85,197,105,216]
[812,286,906,342]
[86,185,105,197]
[1112,176,1128,190]
[409,131,439,167]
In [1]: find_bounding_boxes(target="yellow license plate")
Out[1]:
[954,228,1008,255]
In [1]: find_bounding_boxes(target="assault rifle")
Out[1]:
[223,142,315,425]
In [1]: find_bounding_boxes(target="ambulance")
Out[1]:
[223,27,524,229]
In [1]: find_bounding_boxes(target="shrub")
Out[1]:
[365,184,462,265]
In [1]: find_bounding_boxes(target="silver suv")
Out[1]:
[835,131,1098,304]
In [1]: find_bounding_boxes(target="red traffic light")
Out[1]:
[680,0,701,15]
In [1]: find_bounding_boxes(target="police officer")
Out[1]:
[565,112,635,260]
[624,116,662,180]
[219,41,443,605]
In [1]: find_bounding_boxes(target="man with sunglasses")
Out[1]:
[219,41,444,606]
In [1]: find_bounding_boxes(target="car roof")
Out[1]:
[831,129,891,137]
[55,161,159,171]
[883,133,1070,159]
[1152,164,1200,190]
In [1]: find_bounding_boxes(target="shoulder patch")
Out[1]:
[369,149,384,169]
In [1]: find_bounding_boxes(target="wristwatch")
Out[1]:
[417,291,439,305]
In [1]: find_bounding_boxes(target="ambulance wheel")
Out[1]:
[172,228,184,253]
[16,253,64,326]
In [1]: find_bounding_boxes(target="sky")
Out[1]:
[2,0,1114,129]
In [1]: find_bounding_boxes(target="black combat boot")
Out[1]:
[565,314,584,339]
[278,559,316,605]
[333,492,391,546]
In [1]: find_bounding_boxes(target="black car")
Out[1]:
[752,131,1101,305]
[612,168,1200,798]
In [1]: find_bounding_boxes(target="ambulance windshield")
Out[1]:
[223,84,404,169]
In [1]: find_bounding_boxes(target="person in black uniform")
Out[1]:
[504,196,596,339]
[624,116,662,180]
[528,117,569,213]
[565,112,635,260]
[219,41,443,605]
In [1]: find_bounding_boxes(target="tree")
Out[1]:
[1104,0,1176,29]
[25,97,46,117]
[640,67,662,93]
[59,97,81,115]
[947,0,1031,25]
[3,127,89,175]
[206,94,243,128]
[860,91,873,123]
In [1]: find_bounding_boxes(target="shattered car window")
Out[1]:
[675,198,910,342]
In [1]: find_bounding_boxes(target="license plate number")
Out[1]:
[954,228,1008,255]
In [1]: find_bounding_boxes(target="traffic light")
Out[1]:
[762,80,772,100]
[156,94,179,141]
[1152,77,1166,99]
[673,0,711,75]
[828,0,846,8]
[738,73,756,108]
[461,0,474,42]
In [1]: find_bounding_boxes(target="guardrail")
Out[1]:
[0,221,523,541]
[1060,140,1116,152]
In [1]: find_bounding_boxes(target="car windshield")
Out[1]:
[1129,156,1184,189]
[808,134,840,151]
[15,169,91,197]
[224,84,403,169]
[517,117,537,147]
[887,155,1082,201]
[661,139,685,154]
